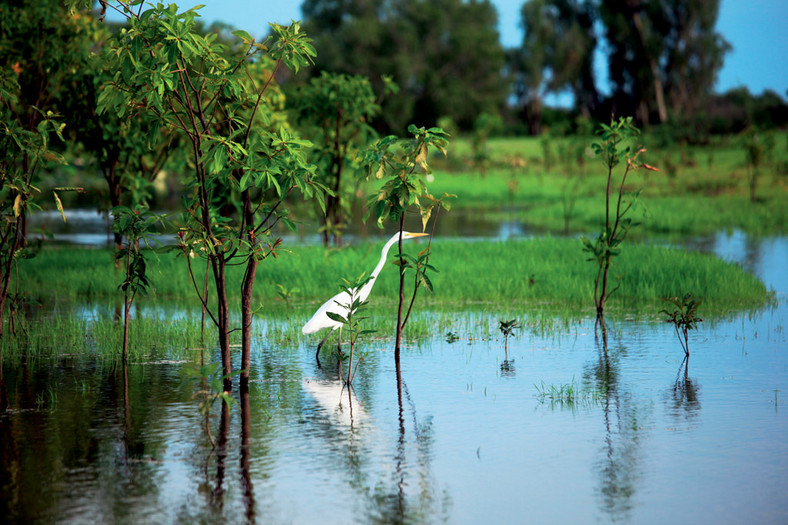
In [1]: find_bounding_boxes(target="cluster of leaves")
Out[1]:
[0,72,70,337]
[113,205,163,297]
[112,204,167,360]
[363,124,451,230]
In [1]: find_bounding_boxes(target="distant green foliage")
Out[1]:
[302,0,507,131]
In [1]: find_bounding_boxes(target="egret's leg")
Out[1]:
[315,328,334,367]
[336,325,344,380]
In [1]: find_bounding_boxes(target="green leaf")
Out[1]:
[239,171,252,191]
[326,312,346,324]
[420,273,434,293]
[232,30,253,43]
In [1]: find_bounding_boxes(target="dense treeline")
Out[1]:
[295,0,787,136]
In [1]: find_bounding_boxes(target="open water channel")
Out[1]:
[2,212,786,523]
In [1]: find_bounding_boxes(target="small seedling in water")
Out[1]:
[661,293,703,356]
[326,274,377,386]
[445,331,459,344]
[582,117,657,321]
[499,319,518,359]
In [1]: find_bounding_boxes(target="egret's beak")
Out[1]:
[408,233,429,238]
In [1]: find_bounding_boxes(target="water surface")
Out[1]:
[1,233,786,524]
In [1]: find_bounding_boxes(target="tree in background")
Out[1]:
[513,0,598,134]
[302,0,507,132]
[57,12,179,251]
[599,0,729,126]
[510,0,730,132]
[511,0,550,135]
[287,72,388,245]
[0,0,87,336]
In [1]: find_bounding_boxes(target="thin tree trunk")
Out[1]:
[201,257,209,341]
[240,194,257,381]
[631,8,668,124]
[122,295,131,362]
[0,213,24,338]
[394,214,406,362]
[211,255,232,391]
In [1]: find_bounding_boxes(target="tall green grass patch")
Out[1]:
[18,238,769,312]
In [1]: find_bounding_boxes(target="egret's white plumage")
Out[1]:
[303,231,428,363]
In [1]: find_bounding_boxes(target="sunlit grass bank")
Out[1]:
[20,237,769,311]
[423,132,788,235]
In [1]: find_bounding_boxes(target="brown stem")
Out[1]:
[401,206,440,329]
[240,191,257,380]
[394,213,406,361]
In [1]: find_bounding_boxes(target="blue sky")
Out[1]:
[122,0,787,98]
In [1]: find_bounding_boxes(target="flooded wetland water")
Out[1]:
[1,232,786,524]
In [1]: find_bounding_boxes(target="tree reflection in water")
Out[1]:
[198,379,257,523]
[360,361,449,524]
[240,378,256,523]
[665,357,701,426]
[586,316,648,523]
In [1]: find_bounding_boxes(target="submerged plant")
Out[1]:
[445,331,460,344]
[661,293,703,356]
[534,379,602,408]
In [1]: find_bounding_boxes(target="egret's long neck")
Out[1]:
[370,235,401,281]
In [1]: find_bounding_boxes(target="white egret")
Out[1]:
[303,231,429,364]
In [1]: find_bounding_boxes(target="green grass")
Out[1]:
[534,379,603,409]
[4,233,772,357]
[421,131,788,235]
[17,237,770,311]
[1,312,205,360]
